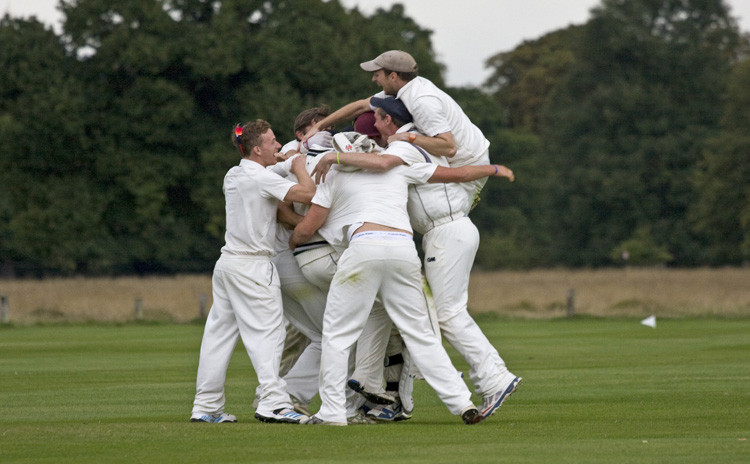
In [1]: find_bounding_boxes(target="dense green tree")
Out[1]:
[0,16,98,275]
[484,26,582,132]
[541,0,744,266]
[1,0,446,275]
[689,58,750,264]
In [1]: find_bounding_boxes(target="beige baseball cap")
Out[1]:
[360,50,418,73]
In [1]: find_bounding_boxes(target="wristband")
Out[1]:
[493,165,498,175]
[408,133,417,143]
[336,152,341,164]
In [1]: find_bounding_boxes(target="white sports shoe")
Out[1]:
[190,412,237,423]
[480,376,522,419]
[254,408,310,424]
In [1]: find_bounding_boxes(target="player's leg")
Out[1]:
[378,239,476,420]
[424,218,521,415]
[273,249,326,412]
[191,260,240,420]
[227,258,300,420]
[348,300,393,401]
[315,243,383,424]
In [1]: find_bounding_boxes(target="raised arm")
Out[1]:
[388,131,458,158]
[428,164,514,183]
[312,151,405,183]
[301,98,372,143]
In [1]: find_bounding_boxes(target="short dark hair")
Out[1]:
[232,119,272,157]
[383,68,418,82]
[293,105,331,134]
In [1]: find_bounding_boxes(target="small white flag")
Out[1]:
[641,315,656,328]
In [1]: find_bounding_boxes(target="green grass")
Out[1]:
[1,318,748,463]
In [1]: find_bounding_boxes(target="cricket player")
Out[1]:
[303,50,492,208]
[312,97,521,422]
[290,141,513,426]
[190,120,314,425]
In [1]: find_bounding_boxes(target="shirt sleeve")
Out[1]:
[410,94,452,137]
[404,162,438,185]
[382,141,429,166]
[257,168,296,201]
[311,181,333,209]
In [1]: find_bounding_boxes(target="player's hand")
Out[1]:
[300,125,321,144]
[312,152,336,184]
[289,154,306,175]
[494,164,514,182]
[386,132,409,145]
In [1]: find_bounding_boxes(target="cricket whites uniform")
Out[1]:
[375,76,491,204]
[268,154,328,407]
[312,165,475,424]
[192,159,298,419]
[387,126,517,397]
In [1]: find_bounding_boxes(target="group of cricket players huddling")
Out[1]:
[189,50,522,426]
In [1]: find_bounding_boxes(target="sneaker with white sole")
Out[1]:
[366,403,412,422]
[190,412,237,423]
[347,379,396,405]
[480,376,522,419]
[254,407,310,424]
[306,415,347,426]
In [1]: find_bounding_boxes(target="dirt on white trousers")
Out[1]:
[316,234,473,424]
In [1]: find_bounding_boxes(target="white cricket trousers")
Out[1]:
[423,217,511,396]
[316,234,473,423]
[192,254,292,417]
[273,249,326,404]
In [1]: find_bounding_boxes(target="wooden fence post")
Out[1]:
[1,295,8,324]
[566,289,575,317]
[135,298,144,320]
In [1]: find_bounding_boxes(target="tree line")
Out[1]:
[0,0,747,276]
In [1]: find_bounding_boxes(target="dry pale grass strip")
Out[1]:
[1,268,748,324]
[468,267,750,318]
[0,275,212,323]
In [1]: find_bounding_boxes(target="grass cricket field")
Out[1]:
[1,316,747,463]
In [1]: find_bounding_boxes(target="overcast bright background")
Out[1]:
[3,0,749,86]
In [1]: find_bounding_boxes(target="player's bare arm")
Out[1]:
[289,204,330,250]
[312,151,405,183]
[429,164,515,183]
[284,155,316,204]
[388,131,458,158]
[301,98,371,143]
[277,201,303,229]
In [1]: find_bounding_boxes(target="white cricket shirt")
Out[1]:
[221,158,296,256]
[374,76,490,167]
[383,125,474,233]
[312,163,437,253]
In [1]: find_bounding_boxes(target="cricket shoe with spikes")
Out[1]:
[366,402,412,422]
[254,408,309,424]
[347,379,396,405]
